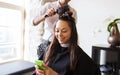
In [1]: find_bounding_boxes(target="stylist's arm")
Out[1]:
[35,63,59,75]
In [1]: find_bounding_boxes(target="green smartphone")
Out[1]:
[35,60,46,70]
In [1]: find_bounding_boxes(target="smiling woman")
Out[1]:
[55,20,71,44]
[34,11,101,75]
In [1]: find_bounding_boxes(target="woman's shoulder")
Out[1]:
[77,46,97,65]
[76,46,101,74]
[76,46,84,54]
[76,46,90,56]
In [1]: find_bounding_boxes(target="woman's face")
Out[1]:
[55,20,71,44]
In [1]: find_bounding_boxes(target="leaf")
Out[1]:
[107,22,113,32]
[107,18,120,32]
[114,18,120,22]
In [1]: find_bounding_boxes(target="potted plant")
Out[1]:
[107,18,120,47]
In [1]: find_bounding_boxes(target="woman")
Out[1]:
[33,0,77,60]
[35,12,101,75]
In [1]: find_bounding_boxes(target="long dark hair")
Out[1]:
[44,12,79,75]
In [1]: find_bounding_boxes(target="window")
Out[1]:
[0,2,24,63]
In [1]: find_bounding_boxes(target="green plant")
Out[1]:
[107,18,120,32]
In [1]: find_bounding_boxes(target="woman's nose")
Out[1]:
[58,32,62,36]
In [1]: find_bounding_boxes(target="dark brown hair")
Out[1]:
[44,12,79,75]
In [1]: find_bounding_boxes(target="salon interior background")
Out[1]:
[0,0,120,63]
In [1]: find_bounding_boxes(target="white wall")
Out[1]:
[69,0,120,57]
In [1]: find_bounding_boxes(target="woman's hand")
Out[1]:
[35,65,44,75]
[35,63,58,75]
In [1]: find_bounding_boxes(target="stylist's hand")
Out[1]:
[35,63,58,75]
[45,8,56,17]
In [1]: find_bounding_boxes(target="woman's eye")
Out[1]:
[62,30,67,33]
[55,29,67,33]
